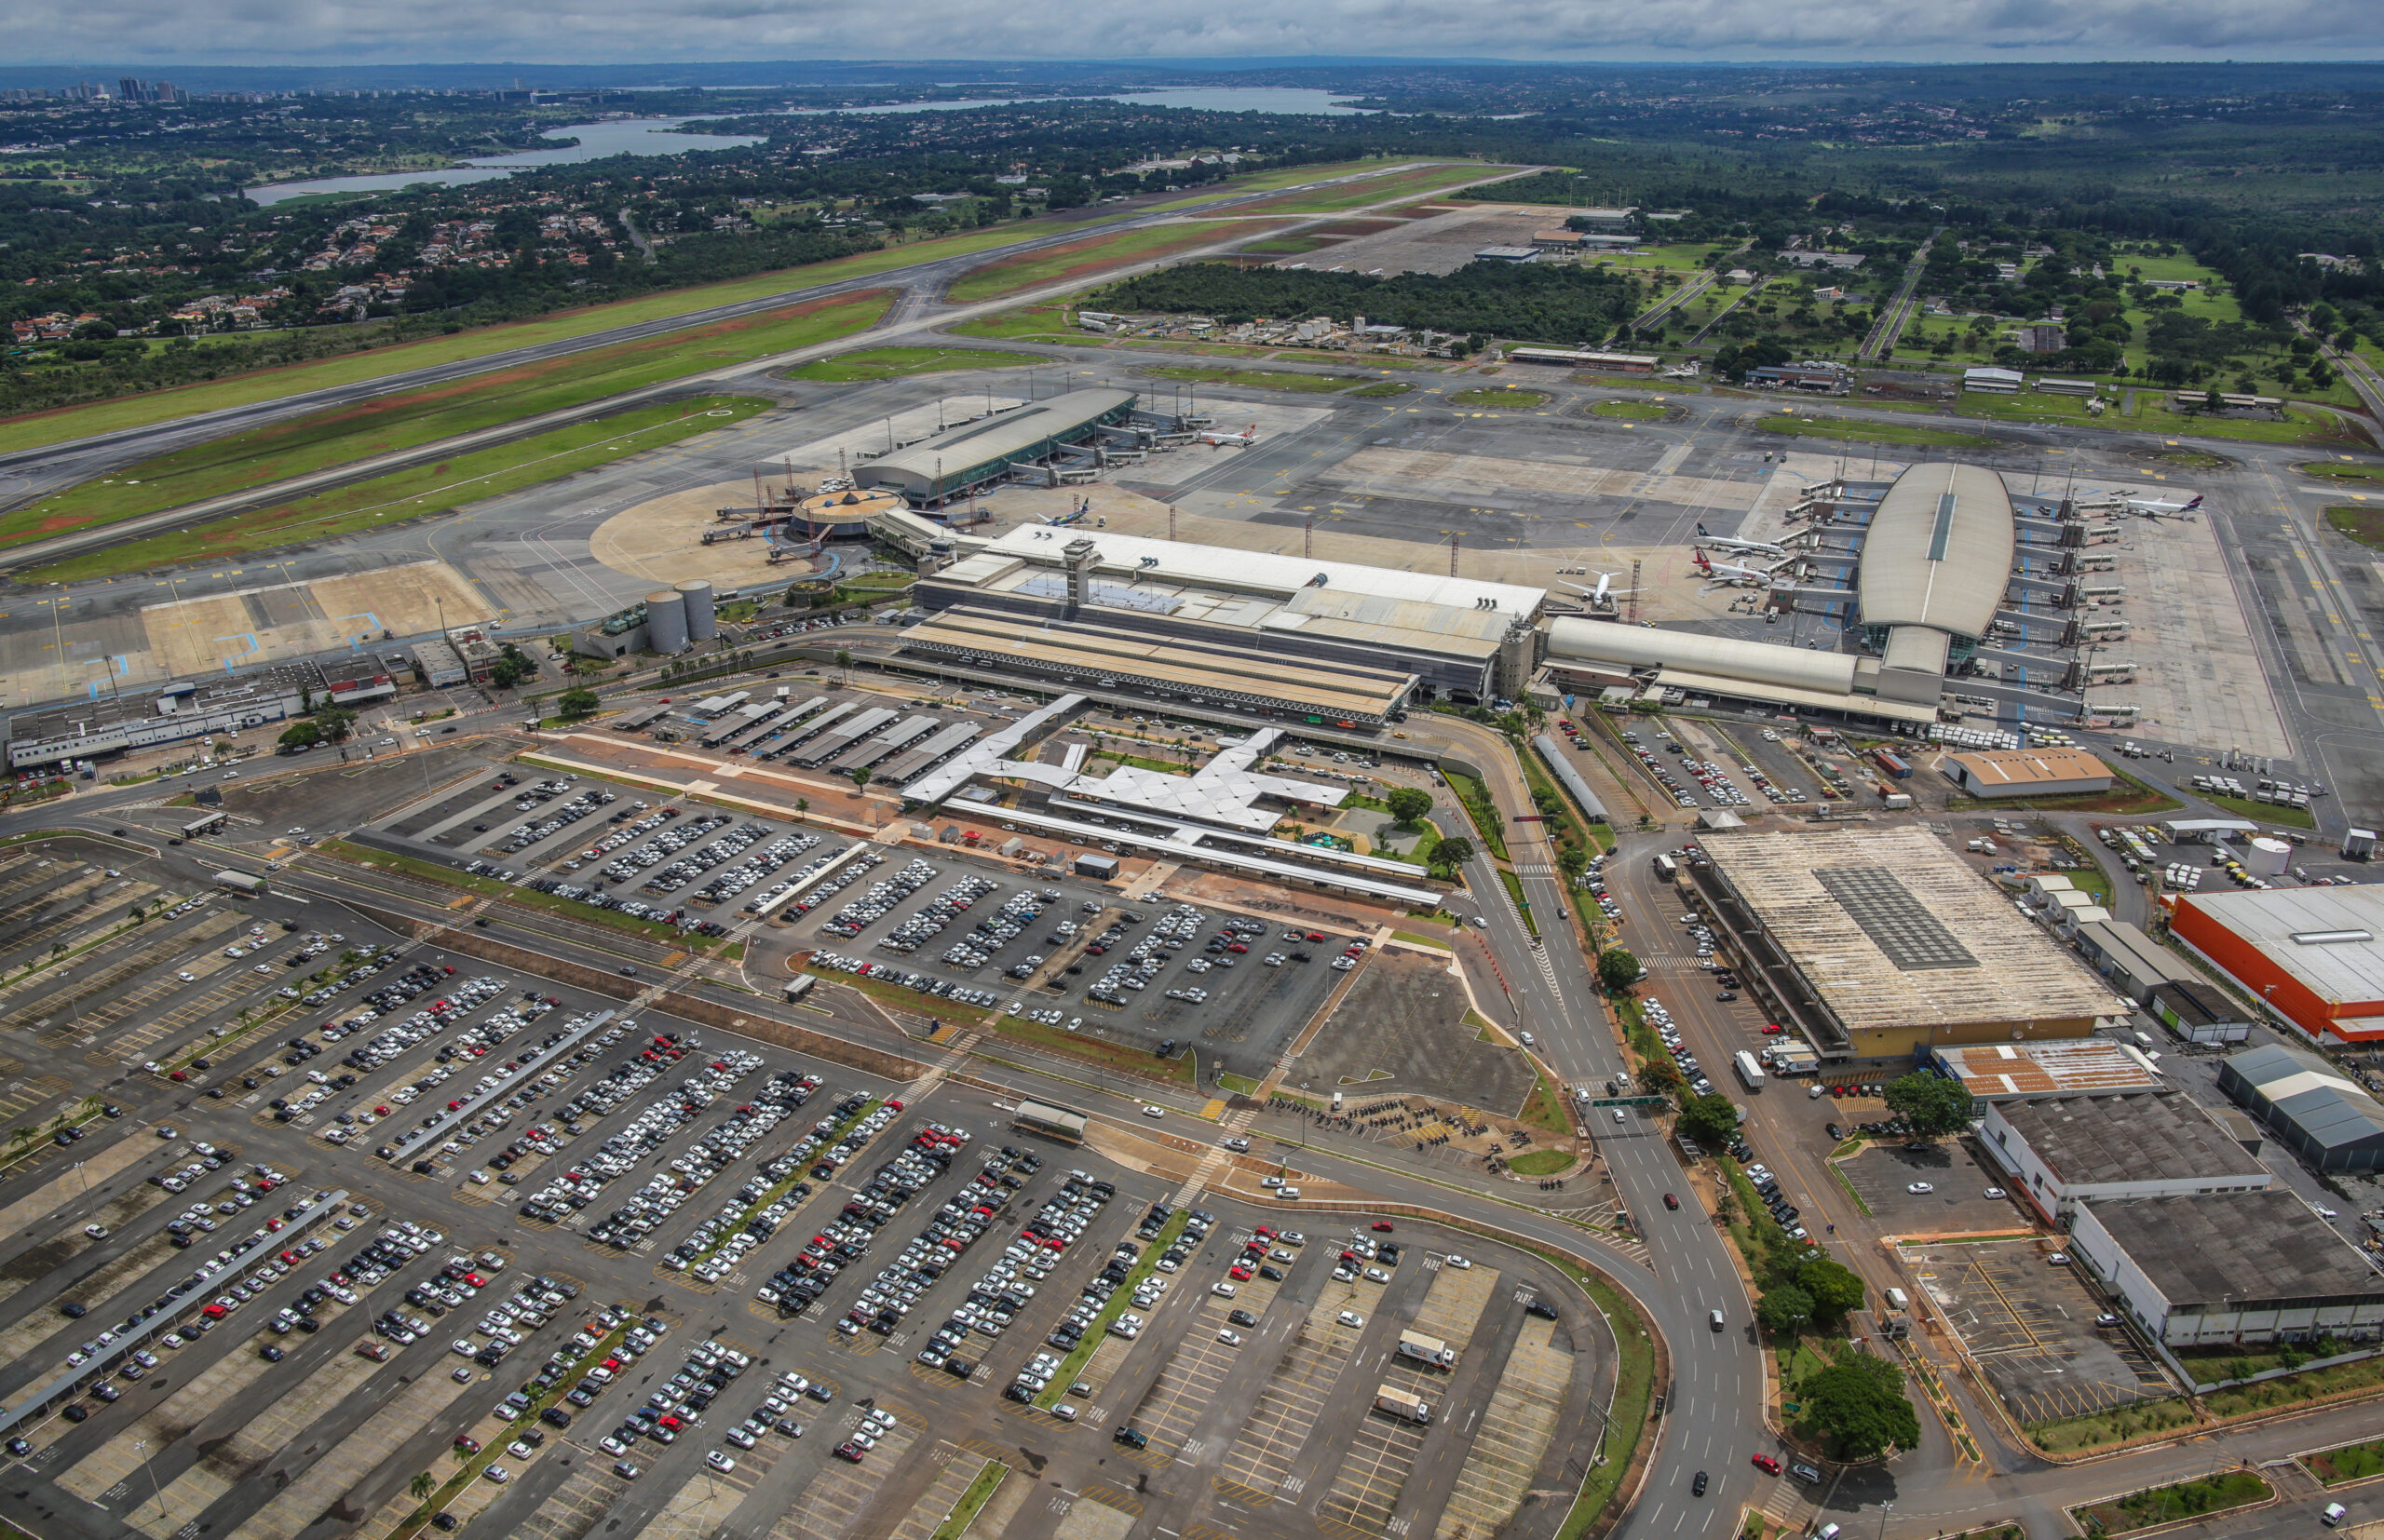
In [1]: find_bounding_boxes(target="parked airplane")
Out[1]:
[1559,572,1637,605]
[1698,534,1788,559]
[1690,547,1773,588]
[1199,423,1259,447]
[2122,493,2201,517]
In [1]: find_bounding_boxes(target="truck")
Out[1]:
[1733,1050,1766,1091]
[1395,1331,1456,1370]
[1374,1386,1432,1425]
[1651,852,1679,882]
[1881,792,1914,811]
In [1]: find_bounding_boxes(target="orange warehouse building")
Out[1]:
[2167,887,2384,1045]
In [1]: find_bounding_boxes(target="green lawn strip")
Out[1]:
[1,290,887,548]
[2306,1435,2384,1486]
[315,839,711,951]
[0,222,1142,457]
[1498,869,1540,939]
[2200,1350,2384,1419]
[1527,1246,1658,1540]
[1233,164,1522,214]
[1590,399,1668,419]
[404,1321,633,1538]
[2069,1470,2270,1537]
[1348,382,1413,398]
[946,223,1280,304]
[785,347,1036,383]
[2201,793,2316,830]
[1388,929,1452,951]
[976,1006,1197,1087]
[2325,505,2384,548]
[1088,750,1192,777]
[1440,768,1510,860]
[1517,1059,1570,1137]
[1753,415,1998,449]
[1450,387,1551,409]
[931,1460,1010,1540]
[1034,1210,1187,1405]
[1144,157,1422,209]
[1216,1072,1261,1095]
[23,396,772,582]
[2304,461,2384,481]
[1824,1160,1874,1219]
[685,1099,882,1270]
[1142,366,1367,394]
[1505,1147,1574,1176]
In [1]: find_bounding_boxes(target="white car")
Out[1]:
[1336,1311,1365,1328]
[1443,1254,1472,1269]
[1907,1182,1934,1195]
[1141,1105,1164,1119]
[1217,1329,1243,1346]
[706,1452,737,1472]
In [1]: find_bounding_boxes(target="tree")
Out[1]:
[1597,947,1642,993]
[1883,1072,1974,1135]
[1798,1256,1866,1323]
[1558,847,1590,883]
[1383,786,1433,825]
[1677,1092,1739,1149]
[1799,1350,1919,1460]
[278,722,321,750]
[1430,836,1476,870]
[849,767,873,793]
[1755,1283,1813,1335]
[793,797,809,821]
[558,688,600,719]
[833,649,854,673]
[410,1472,436,1503]
[316,706,356,746]
[489,644,535,689]
[1638,1058,1684,1096]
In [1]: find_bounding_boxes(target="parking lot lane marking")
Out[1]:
[1431,1316,1574,1540]
[1053,1494,1140,1540]
[887,1445,998,1540]
[765,1419,918,1540]
[1220,1294,1365,1498]
[224,1356,477,1540]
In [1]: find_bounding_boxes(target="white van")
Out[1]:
[1884,1287,1909,1312]
[2323,1503,2348,1527]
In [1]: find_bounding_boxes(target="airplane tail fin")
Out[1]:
[2184,494,2202,510]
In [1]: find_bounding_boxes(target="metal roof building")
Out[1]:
[2217,1042,2384,1172]
[1857,463,2015,663]
[2070,1189,2384,1348]
[1981,1093,2271,1223]
[1541,618,1939,728]
[856,389,1138,503]
[2170,885,2384,1045]
[1692,826,2123,1060]
[1931,1039,2167,1101]
[1941,747,2114,798]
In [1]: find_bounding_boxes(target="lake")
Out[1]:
[805,87,1375,117]
[242,117,766,206]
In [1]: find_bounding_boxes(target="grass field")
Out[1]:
[2303,459,2384,480]
[1231,163,1523,215]
[948,303,1082,343]
[0,290,889,555]
[1145,157,1443,212]
[1451,386,1551,409]
[1349,381,1414,398]
[2070,1470,2269,1537]
[22,395,770,582]
[1145,366,1363,394]
[944,221,1279,304]
[1590,399,1669,419]
[2327,505,2384,547]
[1754,413,1998,448]
[786,346,1035,383]
[0,219,1151,456]
[1237,234,1334,255]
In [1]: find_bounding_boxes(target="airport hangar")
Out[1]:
[854,388,1147,505]
[1537,462,2056,729]
[1674,825,2125,1063]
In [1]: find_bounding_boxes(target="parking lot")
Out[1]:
[0,806,1607,1540]
[1296,951,1535,1115]
[1836,1140,2026,1236]
[1903,1236,2177,1426]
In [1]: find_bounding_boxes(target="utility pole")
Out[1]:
[1627,559,1642,624]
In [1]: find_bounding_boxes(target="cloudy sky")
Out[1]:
[10,0,2384,66]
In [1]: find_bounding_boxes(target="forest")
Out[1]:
[1100,262,1632,344]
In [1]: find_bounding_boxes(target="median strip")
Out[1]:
[1034,1209,1186,1407]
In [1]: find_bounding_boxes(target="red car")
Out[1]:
[1662,1193,1680,1210]
[1751,1453,1781,1475]
[1229,1264,1253,1281]
[1371,1222,1394,1234]
[1760,1024,1784,1036]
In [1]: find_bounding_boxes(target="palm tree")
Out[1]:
[410,1472,436,1503]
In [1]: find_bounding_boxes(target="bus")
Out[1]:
[1652,852,1679,882]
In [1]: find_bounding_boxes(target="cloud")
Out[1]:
[12,0,2384,65]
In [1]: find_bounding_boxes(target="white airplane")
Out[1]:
[1560,572,1637,605]
[2121,492,2201,517]
[1698,534,1787,560]
[1199,423,1259,448]
[1690,547,1773,588]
